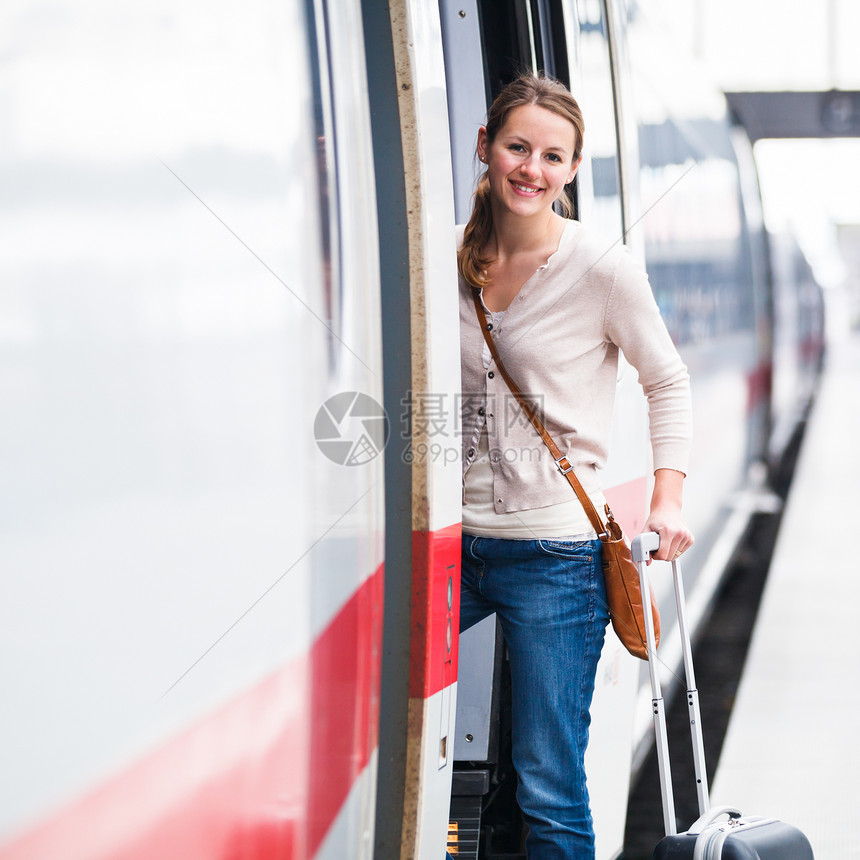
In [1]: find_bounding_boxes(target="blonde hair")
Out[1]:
[458,74,585,289]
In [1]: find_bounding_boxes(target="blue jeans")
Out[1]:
[460,535,609,860]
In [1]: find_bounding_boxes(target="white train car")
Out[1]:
[0,2,822,860]
[0,2,389,858]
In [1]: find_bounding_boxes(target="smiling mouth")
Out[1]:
[510,181,543,195]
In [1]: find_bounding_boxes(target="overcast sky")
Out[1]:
[652,0,860,283]
[657,0,860,91]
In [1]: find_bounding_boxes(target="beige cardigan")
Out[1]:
[459,220,692,514]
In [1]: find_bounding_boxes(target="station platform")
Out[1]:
[708,330,860,857]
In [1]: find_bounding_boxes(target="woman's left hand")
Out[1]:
[643,469,694,563]
[643,507,694,562]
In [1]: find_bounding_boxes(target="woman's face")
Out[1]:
[477,103,581,220]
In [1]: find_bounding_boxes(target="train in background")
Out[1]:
[767,231,826,473]
[0,2,823,860]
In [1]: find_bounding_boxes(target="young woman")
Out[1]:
[458,74,694,858]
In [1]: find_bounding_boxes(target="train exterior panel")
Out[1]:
[0,1,824,860]
[1,0,385,858]
[381,2,462,858]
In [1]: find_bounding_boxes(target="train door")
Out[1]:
[363,3,462,860]
[439,3,642,858]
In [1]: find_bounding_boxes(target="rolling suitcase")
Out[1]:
[631,533,815,860]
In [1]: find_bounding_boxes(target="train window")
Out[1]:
[441,0,582,221]
[306,1,343,369]
[624,8,751,348]
[477,0,578,216]
[306,0,382,377]
[479,0,537,96]
[478,0,567,98]
[568,0,624,242]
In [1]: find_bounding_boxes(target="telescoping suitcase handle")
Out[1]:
[631,533,710,837]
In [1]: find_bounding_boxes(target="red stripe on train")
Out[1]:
[308,562,383,855]
[409,523,461,700]
[747,361,773,411]
[405,492,650,703]
[0,565,384,860]
[604,475,650,538]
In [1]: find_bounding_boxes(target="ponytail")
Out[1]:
[458,173,494,289]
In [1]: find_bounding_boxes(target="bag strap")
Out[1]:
[471,289,613,540]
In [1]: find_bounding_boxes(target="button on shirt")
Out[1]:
[462,314,503,477]
[459,220,692,520]
[463,288,606,538]
[463,306,507,499]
